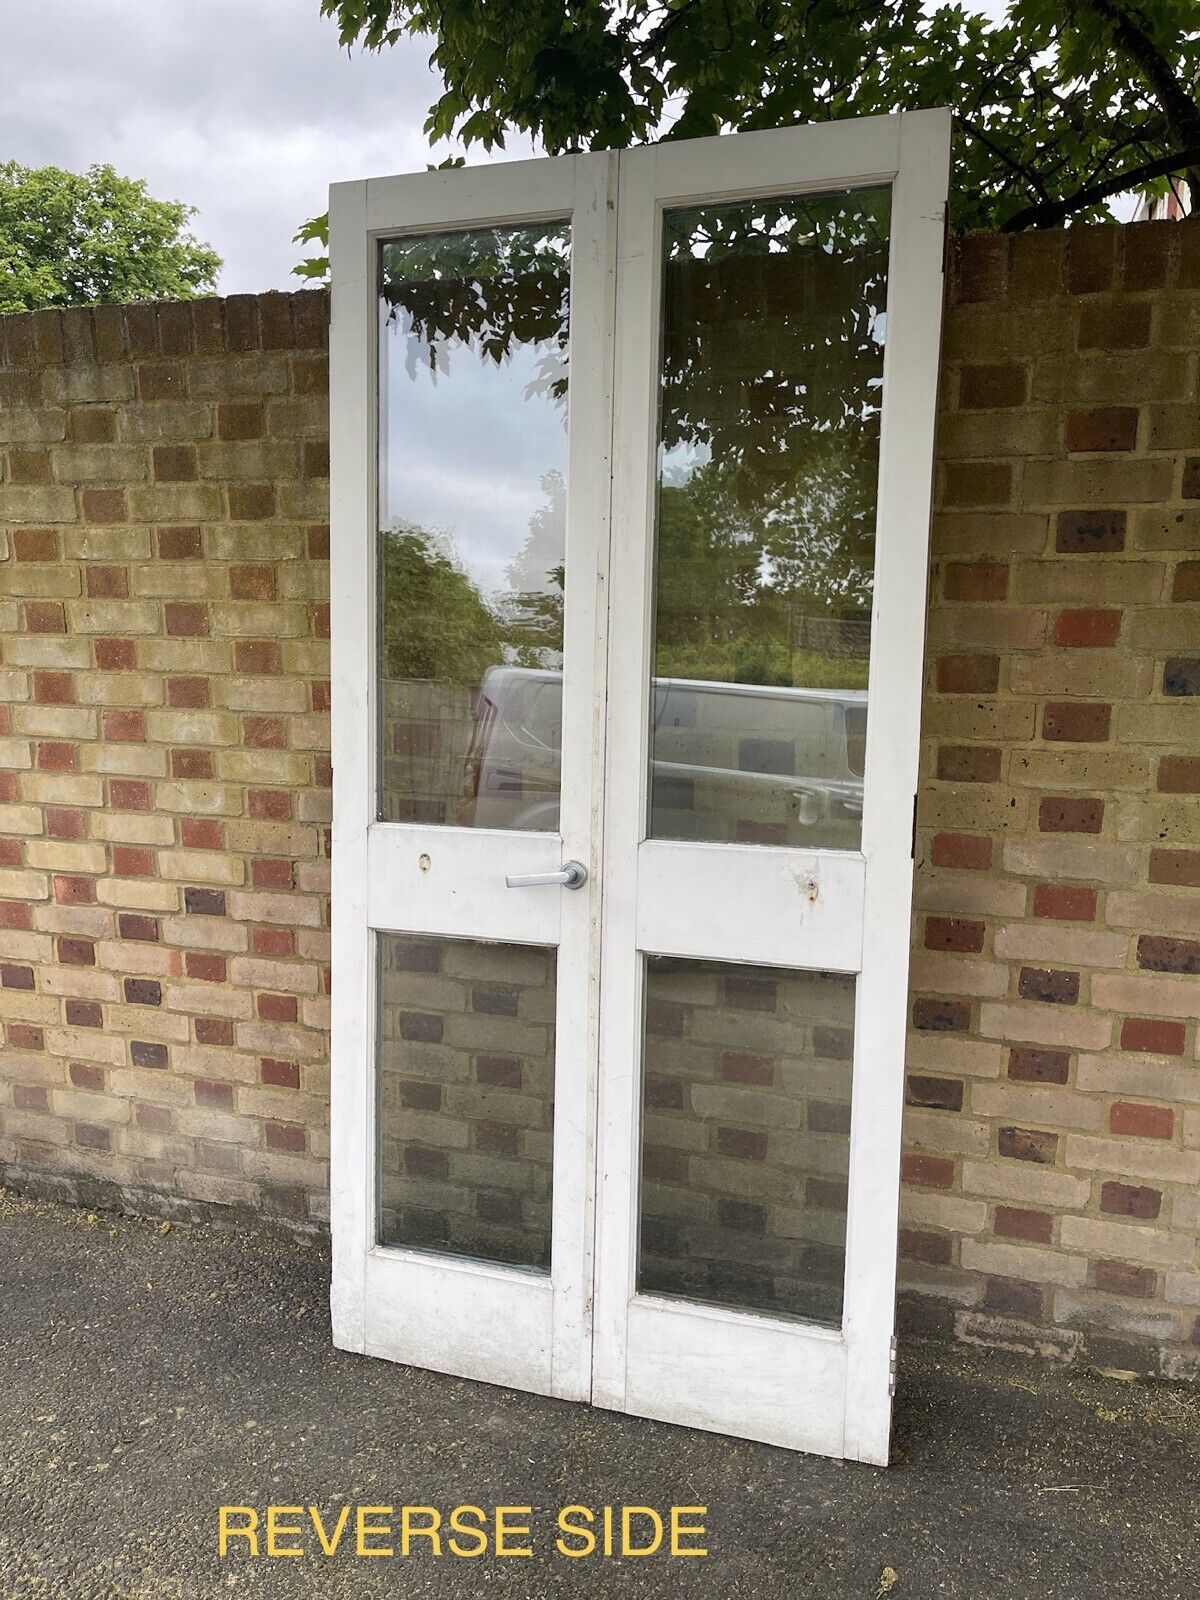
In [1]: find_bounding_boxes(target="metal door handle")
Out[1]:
[505,860,588,890]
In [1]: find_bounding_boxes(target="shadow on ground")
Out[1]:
[0,1188,1196,1599]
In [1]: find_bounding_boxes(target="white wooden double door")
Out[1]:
[329,112,949,1464]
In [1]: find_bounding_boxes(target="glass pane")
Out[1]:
[377,934,555,1270]
[649,188,890,851]
[378,223,571,827]
[638,957,854,1324]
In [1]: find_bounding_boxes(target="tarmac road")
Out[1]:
[1,1186,1197,1599]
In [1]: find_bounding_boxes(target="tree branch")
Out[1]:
[1001,143,1200,229]
[1080,0,1200,191]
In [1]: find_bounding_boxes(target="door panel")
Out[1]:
[331,150,617,1404]
[592,112,950,1463]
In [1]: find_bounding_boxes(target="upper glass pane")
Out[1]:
[648,188,890,851]
[377,223,571,827]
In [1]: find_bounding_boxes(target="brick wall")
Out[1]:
[906,220,1200,1377]
[0,292,332,1230]
[1,220,1198,1375]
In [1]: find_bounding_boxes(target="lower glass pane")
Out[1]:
[377,933,555,1270]
[638,957,853,1324]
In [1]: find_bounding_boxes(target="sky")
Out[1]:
[4,2,1021,297]
[2,0,532,294]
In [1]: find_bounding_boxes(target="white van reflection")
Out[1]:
[462,666,866,849]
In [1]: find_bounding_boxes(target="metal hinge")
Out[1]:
[888,1335,898,1399]
[910,795,918,860]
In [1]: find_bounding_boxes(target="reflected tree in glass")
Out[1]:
[377,223,570,826]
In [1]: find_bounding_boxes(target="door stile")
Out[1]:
[840,110,952,1464]
[329,175,373,1355]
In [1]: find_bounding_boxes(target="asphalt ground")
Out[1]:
[1,1186,1197,1599]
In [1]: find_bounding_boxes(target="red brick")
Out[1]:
[936,654,1000,694]
[36,741,76,772]
[194,1078,234,1109]
[716,1126,768,1161]
[1100,1181,1162,1220]
[958,364,1025,408]
[7,1023,44,1050]
[153,444,197,481]
[54,875,94,905]
[913,998,971,1032]
[12,528,58,561]
[1078,300,1150,350]
[1094,1260,1157,1299]
[33,671,74,704]
[1157,755,1200,793]
[112,845,154,877]
[13,1085,48,1112]
[228,484,276,520]
[65,999,103,1028]
[1042,702,1111,743]
[1032,884,1097,921]
[1120,1017,1185,1055]
[95,638,136,670]
[164,602,209,637]
[1109,1102,1174,1139]
[81,487,126,522]
[265,1121,306,1153]
[924,916,985,953]
[118,913,158,942]
[46,806,85,840]
[257,993,297,1023]
[235,640,282,674]
[86,565,128,599]
[69,1062,105,1091]
[1137,934,1200,975]
[931,832,992,870]
[1039,795,1104,834]
[1018,966,1079,1004]
[230,565,275,600]
[983,1276,1046,1321]
[180,818,223,850]
[905,1075,964,1111]
[1053,608,1121,647]
[1064,411,1137,454]
[167,676,210,709]
[243,717,285,749]
[899,1228,952,1266]
[721,1051,774,1086]
[24,602,65,634]
[995,1205,1054,1244]
[901,1152,955,1189]
[249,789,292,821]
[1149,847,1200,887]
[158,526,202,559]
[1172,563,1200,602]
[57,937,95,966]
[185,952,227,982]
[261,1057,300,1089]
[109,778,151,810]
[195,1017,234,1046]
[998,1126,1058,1163]
[172,750,214,779]
[944,561,1008,601]
[937,745,1002,783]
[103,709,145,742]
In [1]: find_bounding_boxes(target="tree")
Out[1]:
[308,0,1200,248]
[0,162,221,313]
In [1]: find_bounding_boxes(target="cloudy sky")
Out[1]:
[5,3,1026,297]
[3,0,534,294]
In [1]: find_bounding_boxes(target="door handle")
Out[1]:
[505,860,588,890]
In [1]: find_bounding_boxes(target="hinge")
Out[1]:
[910,794,918,860]
[888,1335,898,1399]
